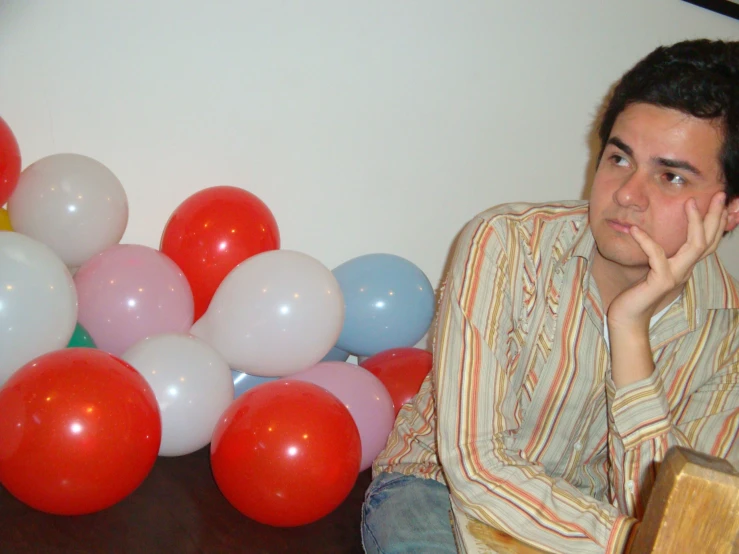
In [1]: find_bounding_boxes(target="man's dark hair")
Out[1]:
[598,39,739,201]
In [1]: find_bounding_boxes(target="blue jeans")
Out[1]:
[361,472,457,553]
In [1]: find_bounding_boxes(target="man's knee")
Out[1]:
[361,472,457,554]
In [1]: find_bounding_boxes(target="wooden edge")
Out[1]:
[629,446,739,554]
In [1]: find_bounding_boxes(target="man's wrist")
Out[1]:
[609,325,654,388]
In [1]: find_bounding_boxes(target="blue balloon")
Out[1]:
[333,253,435,357]
[321,346,350,362]
[231,369,278,399]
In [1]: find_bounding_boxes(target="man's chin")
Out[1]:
[594,246,649,270]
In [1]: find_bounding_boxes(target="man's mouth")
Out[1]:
[606,219,635,234]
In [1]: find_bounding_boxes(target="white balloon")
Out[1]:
[122,333,234,457]
[191,250,344,377]
[0,232,77,383]
[8,153,128,268]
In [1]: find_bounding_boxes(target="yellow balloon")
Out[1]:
[0,208,11,232]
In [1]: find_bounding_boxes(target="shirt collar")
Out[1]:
[556,215,596,268]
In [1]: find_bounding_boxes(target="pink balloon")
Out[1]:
[74,245,194,356]
[290,361,395,471]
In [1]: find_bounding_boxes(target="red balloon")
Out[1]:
[160,186,280,320]
[211,380,361,527]
[0,116,21,206]
[0,348,161,515]
[360,347,433,417]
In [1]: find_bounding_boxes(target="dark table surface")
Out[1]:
[0,446,372,553]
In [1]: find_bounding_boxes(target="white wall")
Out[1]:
[0,0,737,288]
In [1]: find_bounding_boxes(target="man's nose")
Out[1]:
[613,171,649,210]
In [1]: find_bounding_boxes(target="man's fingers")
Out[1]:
[630,226,670,274]
[705,210,729,257]
[695,193,729,260]
[684,198,708,254]
[703,192,728,242]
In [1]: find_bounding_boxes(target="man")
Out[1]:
[362,39,739,554]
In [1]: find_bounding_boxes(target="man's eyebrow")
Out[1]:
[606,137,633,157]
[654,156,703,177]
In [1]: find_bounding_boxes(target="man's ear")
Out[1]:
[727,197,739,232]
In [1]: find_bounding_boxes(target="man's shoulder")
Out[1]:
[456,201,592,263]
[473,200,589,229]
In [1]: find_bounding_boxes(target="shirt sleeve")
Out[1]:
[434,216,635,554]
[606,344,739,518]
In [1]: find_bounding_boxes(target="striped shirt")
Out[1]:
[373,201,739,554]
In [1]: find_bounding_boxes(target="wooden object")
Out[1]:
[630,446,739,554]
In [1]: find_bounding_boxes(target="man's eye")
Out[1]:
[610,154,629,167]
[664,172,686,186]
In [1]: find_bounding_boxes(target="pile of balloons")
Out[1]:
[0,115,436,526]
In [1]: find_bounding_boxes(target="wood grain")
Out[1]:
[463,517,547,553]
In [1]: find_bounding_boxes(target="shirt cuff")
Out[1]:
[607,370,672,450]
[606,516,639,554]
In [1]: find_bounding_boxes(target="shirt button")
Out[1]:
[626,480,635,492]
[573,441,582,451]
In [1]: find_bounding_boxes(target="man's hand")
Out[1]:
[608,191,729,329]
[607,191,728,388]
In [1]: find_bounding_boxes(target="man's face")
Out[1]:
[589,102,735,277]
